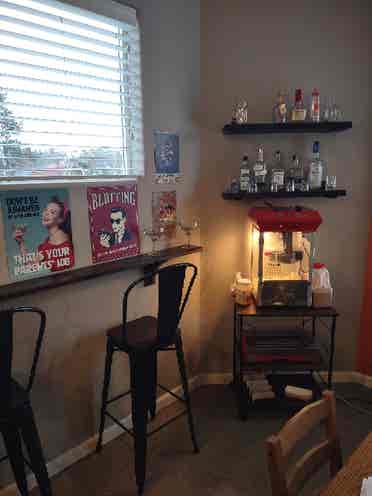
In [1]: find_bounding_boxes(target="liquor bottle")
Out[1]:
[239,155,250,192]
[310,88,320,122]
[270,150,285,191]
[286,154,296,189]
[292,154,304,190]
[291,88,307,121]
[272,92,287,123]
[252,146,267,190]
[285,154,303,191]
[309,141,323,189]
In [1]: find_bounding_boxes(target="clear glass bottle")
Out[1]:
[239,155,250,192]
[285,154,302,191]
[273,92,287,123]
[310,88,320,122]
[309,141,323,189]
[292,154,304,190]
[230,178,240,194]
[252,146,267,190]
[270,150,285,191]
[291,88,307,121]
[287,154,296,182]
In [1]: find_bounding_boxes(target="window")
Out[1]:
[0,0,144,179]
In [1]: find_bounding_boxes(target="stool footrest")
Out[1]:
[107,390,131,405]
[158,384,186,403]
[147,410,187,437]
[104,409,187,440]
[105,411,134,438]
[0,453,33,471]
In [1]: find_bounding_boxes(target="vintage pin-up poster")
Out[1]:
[1,188,75,281]
[87,184,140,264]
[152,191,177,239]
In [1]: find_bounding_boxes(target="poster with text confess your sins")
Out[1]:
[87,184,140,264]
[1,188,75,281]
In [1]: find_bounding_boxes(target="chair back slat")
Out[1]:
[121,263,197,349]
[0,310,14,409]
[157,265,187,346]
[279,397,329,458]
[0,307,46,414]
[266,391,342,496]
[287,439,332,495]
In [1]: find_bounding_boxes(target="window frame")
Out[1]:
[0,0,145,184]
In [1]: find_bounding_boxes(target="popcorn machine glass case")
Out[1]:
[249,207,322,307]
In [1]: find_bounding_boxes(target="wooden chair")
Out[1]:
[266,391,342,496]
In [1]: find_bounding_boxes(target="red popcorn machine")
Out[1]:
[249,205,322,307]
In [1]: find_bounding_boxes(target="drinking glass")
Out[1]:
[270,183,279,193]
[300,181,310,192]
[178,219,200,247]
[322,98,331,121]
[286,179,295,192]
[330,103,342,121]
[325,98,343,121]
[143,228,162,255]
[326,175,337,190]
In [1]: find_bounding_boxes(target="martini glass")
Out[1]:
[143,228,162,255]
[178,219,199,248]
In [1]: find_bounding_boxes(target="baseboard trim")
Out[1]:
[0,370,370,495]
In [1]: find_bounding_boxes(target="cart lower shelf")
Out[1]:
[237,372,322,418]
[241,329,325,372]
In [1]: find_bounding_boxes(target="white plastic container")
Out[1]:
[312,263,330,289]
[312,263,333,307]
[231,272,252,306]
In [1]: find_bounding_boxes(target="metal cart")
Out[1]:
[233,302,338,420]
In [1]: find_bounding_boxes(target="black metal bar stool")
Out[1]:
[0,307,52,496]
[96,263,199,494]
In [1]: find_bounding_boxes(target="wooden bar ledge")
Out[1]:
[0,245,202,301]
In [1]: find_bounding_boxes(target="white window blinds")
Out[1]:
[0,0,144,178]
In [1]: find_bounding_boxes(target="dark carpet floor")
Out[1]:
[30,383,372,496]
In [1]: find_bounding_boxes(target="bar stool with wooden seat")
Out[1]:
[266,390,342,496]
[96,263,199,495]
[0,307,52,496]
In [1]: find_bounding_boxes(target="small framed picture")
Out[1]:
[153,131,181,183]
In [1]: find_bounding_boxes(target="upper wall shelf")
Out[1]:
[222,190,346,201]
[222,121,353,135]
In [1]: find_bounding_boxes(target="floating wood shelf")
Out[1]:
[0,245,202,301]
[222,189,346,200]
[222,121,353,135]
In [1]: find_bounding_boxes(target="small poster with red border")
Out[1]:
[152,191,177,239]
[87,184,140,264]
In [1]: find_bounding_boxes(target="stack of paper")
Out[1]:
[245,374,275,401]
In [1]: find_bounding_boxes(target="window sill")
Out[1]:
[0,176,141,189]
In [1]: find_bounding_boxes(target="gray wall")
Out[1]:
[1,0,371,489]
[0,0,201,488]
[200,0,372,372]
